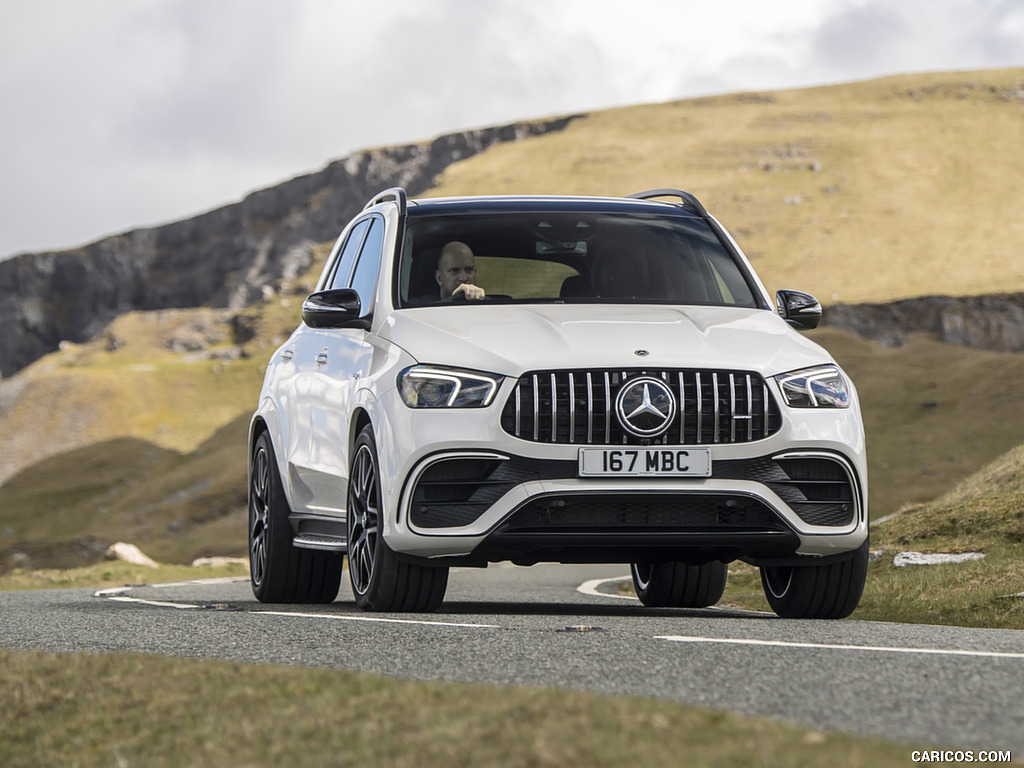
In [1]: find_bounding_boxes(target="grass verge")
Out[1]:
[0,560,249,592]
[0,648,913,768]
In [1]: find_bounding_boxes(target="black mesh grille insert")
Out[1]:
[498,495,787,533]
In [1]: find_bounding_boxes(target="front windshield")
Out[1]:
[397,210,759,308]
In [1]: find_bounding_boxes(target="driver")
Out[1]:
[436,241,486,300]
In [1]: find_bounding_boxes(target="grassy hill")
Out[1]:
[3,67,1024,572]
[428,68,1024,305]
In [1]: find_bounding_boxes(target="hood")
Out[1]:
[381,304,834,377]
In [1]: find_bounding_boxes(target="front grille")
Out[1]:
[501,368,781,445]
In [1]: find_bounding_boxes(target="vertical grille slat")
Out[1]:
[531,374,539,442]
[695,372,704,444]
[603,372,612,444]
[568,372,576,443]
[502,368,781,446]
[586,372,594,444]
[749,376,757,442]
[550,372,558,443]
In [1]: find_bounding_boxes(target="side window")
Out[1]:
[327,218,371,291]
[349,217,385,311]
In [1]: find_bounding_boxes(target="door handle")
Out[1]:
[281,349,295,362]
[315,351,329,366]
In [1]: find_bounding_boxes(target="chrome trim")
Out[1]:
[532,374,539,441]
[678,372,686,438]
[771,450,865,528]
[746,375,754,441]
[568,372,576,443]
[550,372,557,443]
[401,451,512,533]
[292,534,347,552]
[712,372,721,443]
[515,385,521,436]
[729,373,736,442]
[586,372,594,443]
[695,372,704,444]
[603,372,611,443]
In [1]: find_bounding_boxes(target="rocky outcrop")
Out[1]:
[0,117,581,378]
[823,294,1024,353]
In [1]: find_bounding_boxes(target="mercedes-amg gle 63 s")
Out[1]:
[248,187,868,618]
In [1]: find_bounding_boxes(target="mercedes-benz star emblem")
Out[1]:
[615,377,676,437]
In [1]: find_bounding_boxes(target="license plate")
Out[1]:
[578,448,712,477]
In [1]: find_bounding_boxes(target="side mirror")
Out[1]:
[301,289,369,329]
[776,290,822,331]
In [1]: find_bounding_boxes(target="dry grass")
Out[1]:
[427,68,1024,304]
[0,649,912,768]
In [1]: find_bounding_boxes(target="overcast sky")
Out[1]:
[1,0,1022,260]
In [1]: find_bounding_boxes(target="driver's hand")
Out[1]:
[452,283,486,300]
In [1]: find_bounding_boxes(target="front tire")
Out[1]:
[249,432,342,603]
[347,426,448,612]
[759,540,869,619]
[630,560,728,608]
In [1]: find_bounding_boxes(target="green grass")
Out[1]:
[0,649,914,768]
[0,416,250,566]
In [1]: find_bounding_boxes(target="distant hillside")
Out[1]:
[0,117,580,378]
[427,68,1024,305]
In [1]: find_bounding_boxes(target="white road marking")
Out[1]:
[257,610,498,629]
[577,576,637,600]
[94,583,497,628]
[103,595,200,610]
[656,635,1024,660]
[150,577,251,588]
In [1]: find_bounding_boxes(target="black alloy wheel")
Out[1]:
[347,426,449,612]
[249,431,342,603]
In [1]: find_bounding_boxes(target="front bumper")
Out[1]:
[377,381,868,566]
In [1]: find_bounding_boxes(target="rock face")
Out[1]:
[0,117,581,378]
[824,294,1024,353]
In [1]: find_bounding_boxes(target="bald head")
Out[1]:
[436,241,477,298]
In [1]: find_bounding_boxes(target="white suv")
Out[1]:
[248,188,868,618]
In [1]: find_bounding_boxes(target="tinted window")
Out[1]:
[327,218,371,291]
[349,217,385,310]
[398,211,758,308]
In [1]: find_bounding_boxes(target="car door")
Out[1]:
[287,217,371,514]
[303,215,385,515]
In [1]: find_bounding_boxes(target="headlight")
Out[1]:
[397,366,502,408]
[776,366,850,408]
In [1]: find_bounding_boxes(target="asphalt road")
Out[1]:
[2,563,1023,752]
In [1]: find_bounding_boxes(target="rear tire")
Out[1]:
[630,560,728,608]
[760,540,869,619]
[347,426,448,612]
[249,432,342,603]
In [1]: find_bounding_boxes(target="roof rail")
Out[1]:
[627,188,709,218]
[364,187,407,216]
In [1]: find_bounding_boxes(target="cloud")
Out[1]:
[1,0,1022,260]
